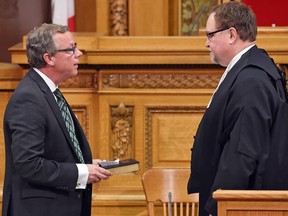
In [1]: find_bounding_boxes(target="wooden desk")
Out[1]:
[214,190,288,215]
[10,34,288,65]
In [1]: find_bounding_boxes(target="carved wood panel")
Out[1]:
[145,106,206,169]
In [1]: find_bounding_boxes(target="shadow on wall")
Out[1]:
[0,0,51,62]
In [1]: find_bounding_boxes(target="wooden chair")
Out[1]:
[141,168,199,216]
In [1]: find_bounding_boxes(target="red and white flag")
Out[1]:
[51,0,76,32]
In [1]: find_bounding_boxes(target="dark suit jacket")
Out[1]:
[2,69,93,216]
[187,46,287,216]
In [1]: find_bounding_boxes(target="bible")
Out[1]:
[99,159,140,175]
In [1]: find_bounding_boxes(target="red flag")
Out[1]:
[51,0,76,32]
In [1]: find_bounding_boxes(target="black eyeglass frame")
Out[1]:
[206,28,230,40]
[54,43,78,55]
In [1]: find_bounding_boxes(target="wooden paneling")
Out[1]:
[150,110,203,167]
[168,0,180,36]
[128,0,169,36]
[214,190,288,215]
[10,34,288,65]
[93,66,216,215]
[95,0,110,35]
[94,0,171,36]
[78,0,239,37]
[4,34,288,215]
[75,0,96,32]
[0,63,24,214]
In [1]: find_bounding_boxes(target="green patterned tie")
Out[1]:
[54,88,84,163]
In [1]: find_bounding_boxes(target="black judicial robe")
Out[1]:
[187,46,288,216]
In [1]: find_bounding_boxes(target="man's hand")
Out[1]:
[86,164,111,184]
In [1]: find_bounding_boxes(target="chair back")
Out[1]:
[141,168,199,216]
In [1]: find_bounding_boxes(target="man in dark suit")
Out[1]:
[2,23,111,216]
[187,2,288,216]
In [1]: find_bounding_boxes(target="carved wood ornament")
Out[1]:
[110,0,128,36]
[110,103,134,160]
[103,73,220,89]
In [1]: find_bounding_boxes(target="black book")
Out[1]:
[99,159,140,175]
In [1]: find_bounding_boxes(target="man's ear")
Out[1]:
[43,53,55,66]
[229,27,237,40]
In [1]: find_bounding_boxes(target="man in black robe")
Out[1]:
[187,2,288,216]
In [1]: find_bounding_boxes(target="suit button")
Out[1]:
[77,193,81,199]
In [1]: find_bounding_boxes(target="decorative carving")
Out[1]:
[72,105,89,140]
[144,106,206,169]
[110,103,134,160]
[60,72,97,88]
[278,64,288,89]
[103,74,121,88]
[110,0,128,36]
[103,73,220,89]
[0,0,18,19]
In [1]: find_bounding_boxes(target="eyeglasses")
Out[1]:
[206,28,229,40]
[55,43,78,55]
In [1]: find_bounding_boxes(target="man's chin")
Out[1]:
[210,55,218,64]
[72,69,78,76]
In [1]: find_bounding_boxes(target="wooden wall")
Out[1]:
[0,0,221,61]
[75,0,287,36]
[75,0,222,36]
[2,0,276,62]
[3,33,288,215]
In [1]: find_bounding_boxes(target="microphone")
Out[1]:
[168,192,172,216]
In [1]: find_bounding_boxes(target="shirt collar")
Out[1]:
[226,44,255,72]
[33,68,58,92]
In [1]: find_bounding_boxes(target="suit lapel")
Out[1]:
[28,69,81,161]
